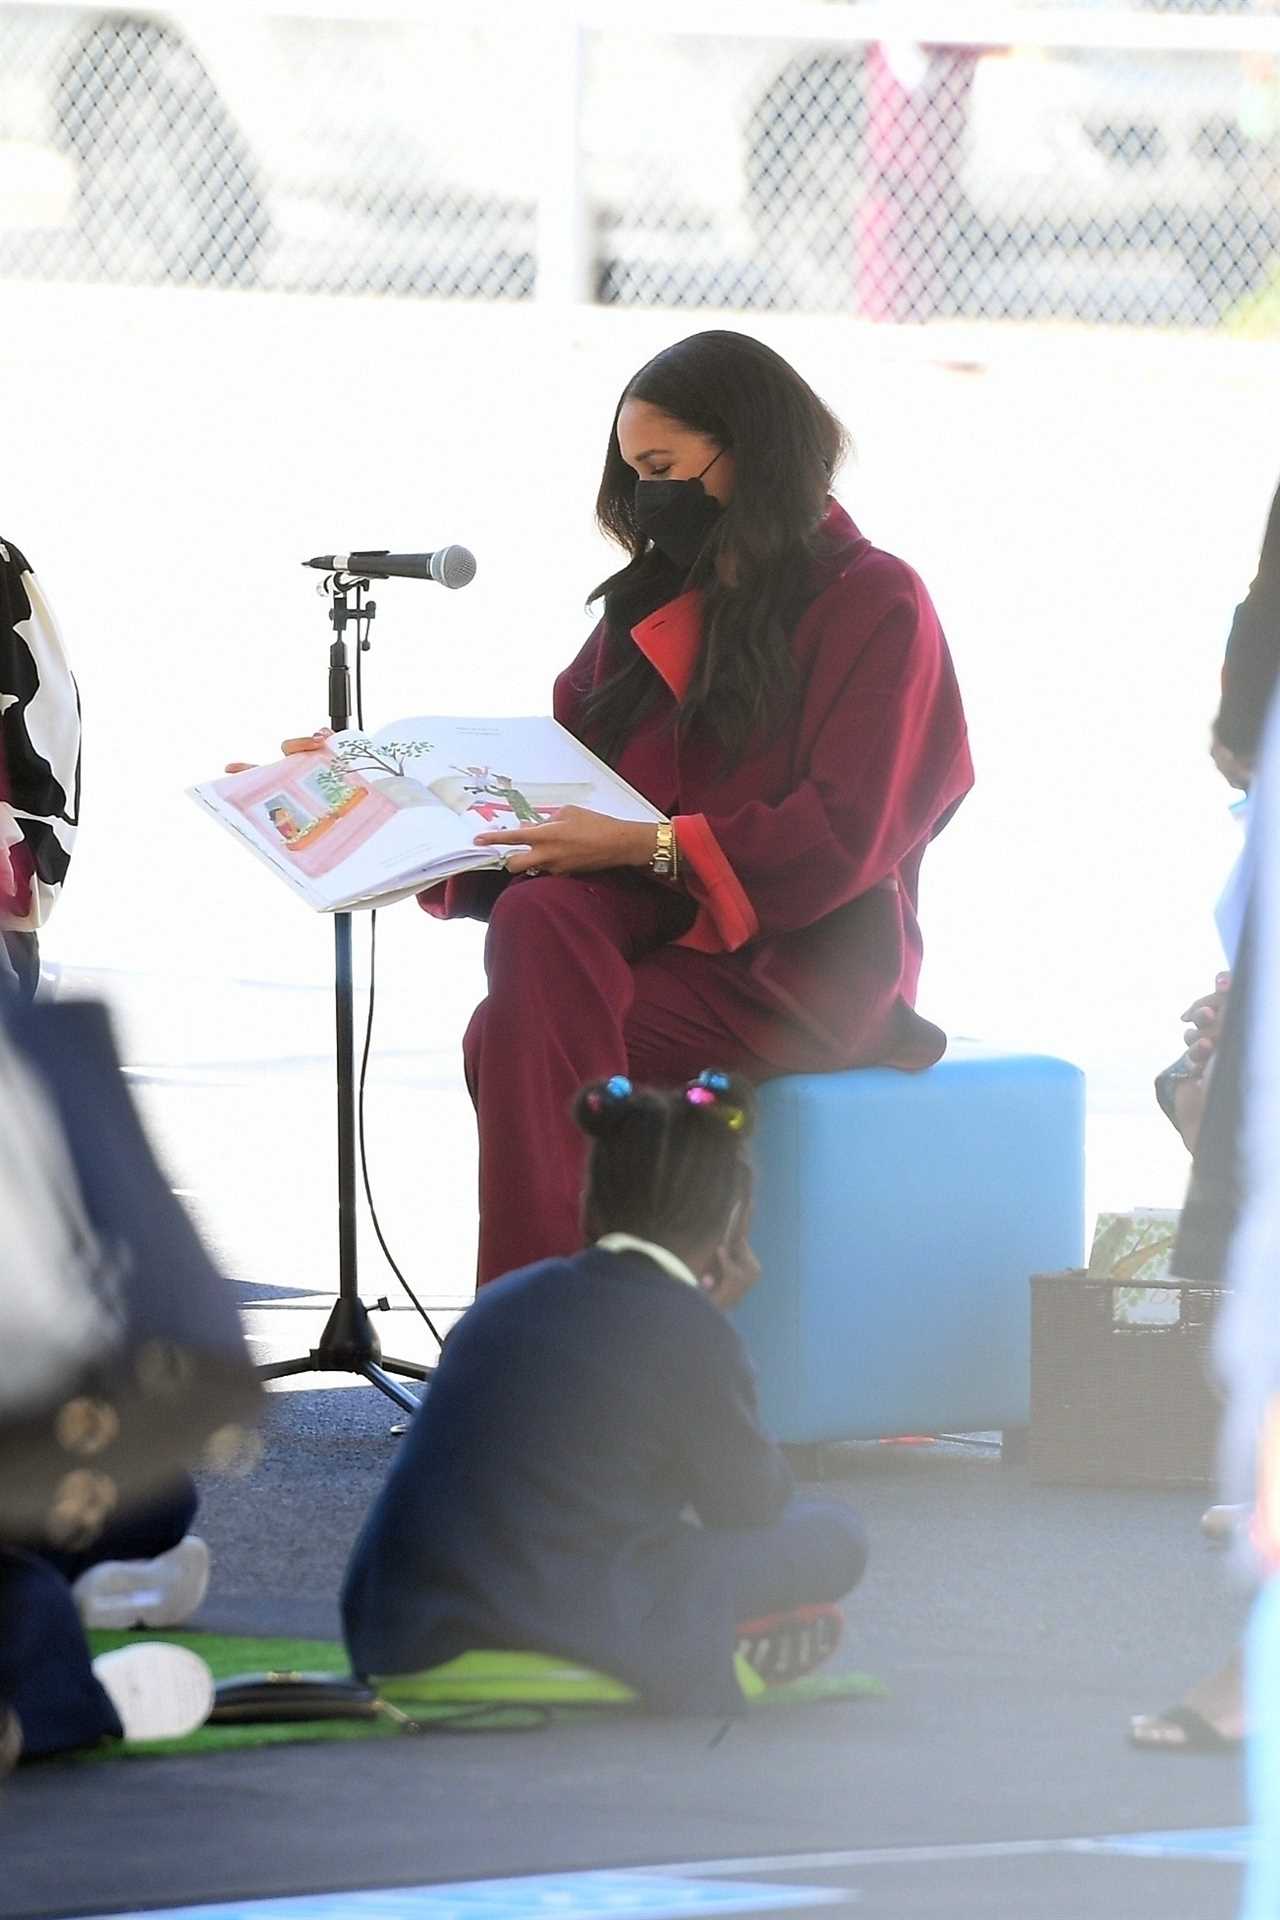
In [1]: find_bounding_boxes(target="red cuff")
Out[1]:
[673,813,758,953]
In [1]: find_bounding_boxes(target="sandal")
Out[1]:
[1129,1704,1242,1754]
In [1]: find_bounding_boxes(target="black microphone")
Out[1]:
[303,546,477,589]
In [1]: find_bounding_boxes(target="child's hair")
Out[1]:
[574,1070,756,1247]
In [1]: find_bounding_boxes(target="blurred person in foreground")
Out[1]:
[1218,682,1280,1917]
[0,543,229,1762]
[0,538,79,1000]
[0,1013,214,1762]
[231,329,972,1288]
[1128,966,1246,1753]
[1131,476,1280,1755]
[342,1072,867,1716]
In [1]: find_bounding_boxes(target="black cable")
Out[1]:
[349,594,445,1354]
[354,589,366,726]
[357,910,444,1350]
[392,1702,553,1736]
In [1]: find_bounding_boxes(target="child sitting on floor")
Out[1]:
[341,1071,867,1716]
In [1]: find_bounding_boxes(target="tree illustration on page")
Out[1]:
[313,764,358,810]
[332,737,435,779]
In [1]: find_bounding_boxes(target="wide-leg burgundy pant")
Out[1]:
[463,873,833,1284]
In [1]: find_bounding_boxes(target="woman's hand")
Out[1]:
[474,807,657,878]
[224,729,332,776]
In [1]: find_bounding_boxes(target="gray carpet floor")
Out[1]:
[1,1289,1249,1920]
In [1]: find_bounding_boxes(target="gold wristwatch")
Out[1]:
[651,822,677,881]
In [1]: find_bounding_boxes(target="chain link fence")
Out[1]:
[1,3,1279,326]
[592,8,1280,326]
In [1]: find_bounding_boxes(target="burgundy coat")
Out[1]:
[424,502,972,1071]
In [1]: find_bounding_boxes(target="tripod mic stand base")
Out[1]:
[258,1295,432,1417]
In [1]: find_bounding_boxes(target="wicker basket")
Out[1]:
[1029,1269,1225,1488]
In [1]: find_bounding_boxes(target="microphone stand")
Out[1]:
[257,574,432,1414]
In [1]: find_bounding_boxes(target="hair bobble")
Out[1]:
[584,1074,633,1116]
[683,1069,747,1132]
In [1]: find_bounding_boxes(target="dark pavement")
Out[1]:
[1,1317,1248,1920]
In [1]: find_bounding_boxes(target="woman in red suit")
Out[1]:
[426,330,972,1282]
[254,331,972,1285]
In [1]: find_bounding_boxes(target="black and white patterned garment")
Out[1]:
[0,540,80,993]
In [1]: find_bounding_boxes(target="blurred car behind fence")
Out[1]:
[1,1,1279,327]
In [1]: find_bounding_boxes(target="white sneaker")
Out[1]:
[91,1643,214,1742]
[73,1535,210,1630]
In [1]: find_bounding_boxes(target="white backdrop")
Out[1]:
[5,280,1278,1268]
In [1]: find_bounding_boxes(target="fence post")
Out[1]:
[536,16,592,308]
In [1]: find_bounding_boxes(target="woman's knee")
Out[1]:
[484,876,597,973]
[484,878,646,1014]
[486,873,670,963]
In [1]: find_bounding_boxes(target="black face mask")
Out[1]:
[633,449,725,572]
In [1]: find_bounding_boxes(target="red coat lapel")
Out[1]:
[630,589,702,702]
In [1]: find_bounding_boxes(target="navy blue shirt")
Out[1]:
[341,1246,791,1715]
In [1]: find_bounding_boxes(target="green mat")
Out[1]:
[83,1633,402,1756]
[84,1631,886,1759]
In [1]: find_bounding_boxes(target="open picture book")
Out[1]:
[189,715,666,912]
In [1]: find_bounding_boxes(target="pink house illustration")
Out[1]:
[224,749,397,879]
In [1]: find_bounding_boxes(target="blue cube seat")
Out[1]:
[731,1042,1085,1445]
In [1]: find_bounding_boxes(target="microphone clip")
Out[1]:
[323,572,379,650]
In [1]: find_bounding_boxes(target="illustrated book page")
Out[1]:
[189,715,666,912]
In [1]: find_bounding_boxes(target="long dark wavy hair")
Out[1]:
[581,331,849,767]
